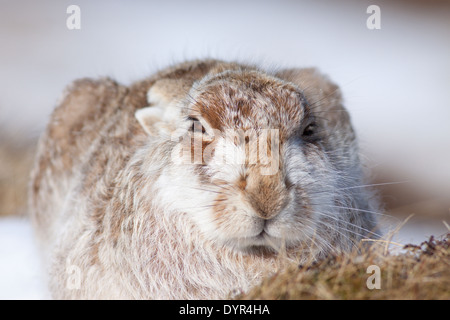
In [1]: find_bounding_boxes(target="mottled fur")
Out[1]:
[30,59,379,299]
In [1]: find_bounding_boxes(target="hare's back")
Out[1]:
[29,78,141,243]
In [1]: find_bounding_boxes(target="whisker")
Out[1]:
[336,181,410,191]
[302,217,353,253]
[326,204,395,219]
[314,210,382,239]
[314,218,372,248]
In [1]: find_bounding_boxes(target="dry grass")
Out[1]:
[238,232,450,300]
[0,130,36,216]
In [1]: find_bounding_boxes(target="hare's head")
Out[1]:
[136,65,374,254]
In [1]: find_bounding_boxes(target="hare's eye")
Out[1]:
[300,122,321,144]
[302,123,316,137]
[188,116,205,134]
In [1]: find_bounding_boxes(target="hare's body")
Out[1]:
[30,60,379,299]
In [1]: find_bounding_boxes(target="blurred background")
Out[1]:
[0,0,449,298]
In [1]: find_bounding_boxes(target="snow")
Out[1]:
[0,217,50,299]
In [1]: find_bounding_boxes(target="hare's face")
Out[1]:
[138,70,351,252]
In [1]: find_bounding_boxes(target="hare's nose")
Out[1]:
[246,180,289,220]
[250,195,289,220]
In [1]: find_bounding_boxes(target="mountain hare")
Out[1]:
[30,59,379,299]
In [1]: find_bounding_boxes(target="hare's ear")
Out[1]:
[135,106,165,136]
[276,68,350,129]
[276,68,342,106]
[135,78,191,136]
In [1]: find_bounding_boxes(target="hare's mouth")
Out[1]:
[255,229,273,241]
[233,229,283,252]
